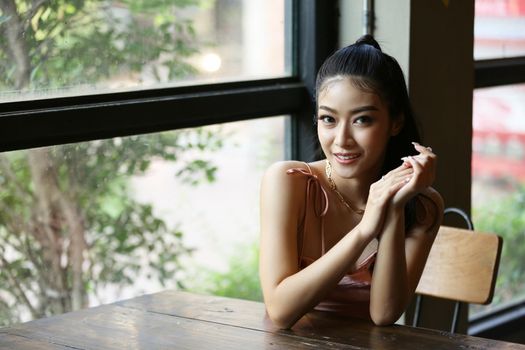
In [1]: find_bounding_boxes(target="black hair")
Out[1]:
[315,35,421,228]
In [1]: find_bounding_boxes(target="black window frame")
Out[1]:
[469,53,525,340]
[0,0,338,160]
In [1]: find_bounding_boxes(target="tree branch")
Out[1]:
[0,222,49,299]
[61,196,87,310]
[0,154,35,202]
[0,0,31,89]
[27,149,69,314]
[23,0,49,32]
[33,8,101,64]
[0,255,39,318]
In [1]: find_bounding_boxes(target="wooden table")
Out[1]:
[1,290,523,349]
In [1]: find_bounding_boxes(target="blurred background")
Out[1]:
[0,0,523,342]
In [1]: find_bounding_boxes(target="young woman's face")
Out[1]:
[317,77,402,181]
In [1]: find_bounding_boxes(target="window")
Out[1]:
[471,83,525,312]
[470,0,525,336]
[474,0,525,59]
[0,116,286,324]
[0,0,338,326]
[0,0,289,102]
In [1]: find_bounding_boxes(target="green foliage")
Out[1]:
[472,185,525,305]
[0,0,202,90]
[0,129,223,325]
[184,242,263,302]
[0,0,227,326]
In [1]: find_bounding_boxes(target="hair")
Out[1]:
[315,35,421,228]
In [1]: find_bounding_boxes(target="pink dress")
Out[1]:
[287,163,376,320]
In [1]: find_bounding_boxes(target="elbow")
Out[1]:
[265,304,298,330]
[371,313,398,327]
[370,291,410,326]
[370,307,403,327]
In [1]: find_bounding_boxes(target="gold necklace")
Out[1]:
[325,160,365,215]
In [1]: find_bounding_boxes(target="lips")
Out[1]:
[334,152,361,164]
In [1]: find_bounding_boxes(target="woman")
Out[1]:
[259,35,444,329]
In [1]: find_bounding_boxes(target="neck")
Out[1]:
[327,161,382,209]
[331,175,370,209]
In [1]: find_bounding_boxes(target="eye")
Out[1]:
[353,116,373,125]
[318,115,336,124]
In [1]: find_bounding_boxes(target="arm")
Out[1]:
[259,162,370,328]
[369,189,443,325]
[369,144,444,325]
[259,161,408,329]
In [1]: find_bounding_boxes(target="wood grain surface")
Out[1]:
[1,290,522,349]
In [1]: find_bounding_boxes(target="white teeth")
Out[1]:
[336,154,358,160]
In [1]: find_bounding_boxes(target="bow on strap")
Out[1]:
[286,167,329,218]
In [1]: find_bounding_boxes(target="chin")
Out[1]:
[332,164,360,179]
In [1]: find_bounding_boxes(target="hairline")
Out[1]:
[316,74,396,118]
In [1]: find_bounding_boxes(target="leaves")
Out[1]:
[0,0,225,325]
[0,126,224,325]
[183,242,263,302]
[473,185,525,305]
[0,0,202,90]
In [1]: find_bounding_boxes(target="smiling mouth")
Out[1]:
[334,153,360,161]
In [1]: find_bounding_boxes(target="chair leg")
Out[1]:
[451,301,462,333]
[413,294,422,327]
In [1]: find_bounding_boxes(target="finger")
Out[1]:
[392,171,413,185]
[392,177,410,190]
[412,142,435,157]
[405,153,434,168]
[411,155,427,166]
[380,168,413,184]
[387,165,413,177]
[387,162,411,173]
[402,155,425,167]
[406,155,423,174]
[377,174,413,197]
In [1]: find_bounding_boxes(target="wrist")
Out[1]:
[355,222,377,243]
[385,204,405,226]
[391,198,408,211]
[391,190,415,209]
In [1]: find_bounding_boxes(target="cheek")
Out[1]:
[317,129,333,155]
[356,128,390,151]
[317,126,331,144]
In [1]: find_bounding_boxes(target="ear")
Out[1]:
[390,114,404,136]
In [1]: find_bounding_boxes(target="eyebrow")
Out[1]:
[318,105,379,114]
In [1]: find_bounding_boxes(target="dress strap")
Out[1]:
[286,163,329,256]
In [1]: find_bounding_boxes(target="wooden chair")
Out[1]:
[413,208,503,333]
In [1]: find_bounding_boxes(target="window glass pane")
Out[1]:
[471,83,525,316]
[0,0,290,102]
[474,0,525,59]
[0,116,286,326]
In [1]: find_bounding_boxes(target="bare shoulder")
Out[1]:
[261,160,319,214]
[263,160,309,176]
[413,187,444,235]
[261,160,312,189]
[260,161,315,234]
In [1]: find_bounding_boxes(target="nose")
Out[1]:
[334,123,354,148]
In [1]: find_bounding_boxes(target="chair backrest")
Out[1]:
[416,225,503,305]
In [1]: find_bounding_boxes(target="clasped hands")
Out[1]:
[388,142,436,207]
[358,142,436,240]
